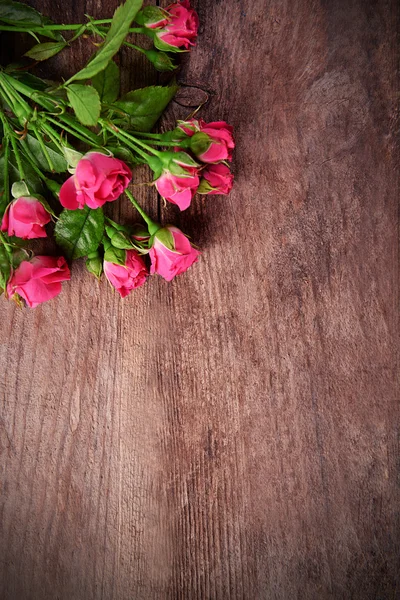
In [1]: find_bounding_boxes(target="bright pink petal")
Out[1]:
[59,176,80,209]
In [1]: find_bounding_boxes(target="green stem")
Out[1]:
[31,123,54,172]
[100,120,152,160]
[125,190,160,235]
[40,122,66,153]
[2,74,101,146]
[0,77,31,122]
[9,135,25,180]
[2,137,10,207]
[1,110,26,181]
[67,24,88,44]
[20,143,47,181]
[44,115,92,146]
[2,73,56,111]
[0,18,114,33]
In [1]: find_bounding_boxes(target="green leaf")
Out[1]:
[55,206,105,260]
[92,61,120,104]
[9,71,49,91]
[68,0,143,82]
[23,134,68,173]
[113,83,179,132]
[25,41,66,61]
[66,84,101,127]
[0,0,43,26]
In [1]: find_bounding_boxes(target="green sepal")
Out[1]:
[86,251,103,279]
[147,155,163,177]
[0,244,11,290]
[11,180,30,199]
[154,227,174,250]
[190,132,211,157]
[154,34,188,53]
[11,247,30,269]
[170,151,198,167]
[104,246,126,266]
[197,178,214,194]
[63,147,83,169]
[105,226,134,250]
[135,5,168,27]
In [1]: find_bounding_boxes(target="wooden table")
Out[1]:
[0,1,399,598]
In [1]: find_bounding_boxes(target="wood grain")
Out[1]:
[0,0,399,598]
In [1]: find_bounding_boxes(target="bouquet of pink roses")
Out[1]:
[0,0,234,307]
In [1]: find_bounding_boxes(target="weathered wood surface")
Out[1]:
[0,0,399,598]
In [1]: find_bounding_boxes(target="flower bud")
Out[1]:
[149,225,200,281]
[104,248,148,298]
[143,48,177,72]
[1,196,51,239]
[197,164,234,195]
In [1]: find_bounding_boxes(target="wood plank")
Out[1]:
[0,0,399,598]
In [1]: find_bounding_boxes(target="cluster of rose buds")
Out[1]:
[0,0,235,307]
[152,120,234,210]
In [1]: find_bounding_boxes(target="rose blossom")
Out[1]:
[198,164,234,195]
[59,152,132,210]
[104,250,148,298]
[1,196,51,239]
[155,166,199,211]
[7,256,70,308]
[178,119,235,163]
[154,1,199,51]
[149,226,200,281]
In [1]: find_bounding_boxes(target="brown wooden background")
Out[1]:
[0,0,399,598]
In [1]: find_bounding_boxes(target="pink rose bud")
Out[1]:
[59,152,132,210]
[1,196,51,239]
[104,249,148,298]
[7,255,70,308]
[190,121,235,163]
[198,164,234,195]
[149,226,200,281]
[176,119,235,163]
[155,169,199,211]
[154,1,199,52]
[154,151,200,211]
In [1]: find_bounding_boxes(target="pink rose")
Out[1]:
[178,119,235,163]
[155,1,199,51]
[155,167,199,211]
[59,152,132,210]
[1,196,51,239]
[7,255,70,308]
[198,164,234,195]
[149,226,200,281]
[104,249,148,298]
